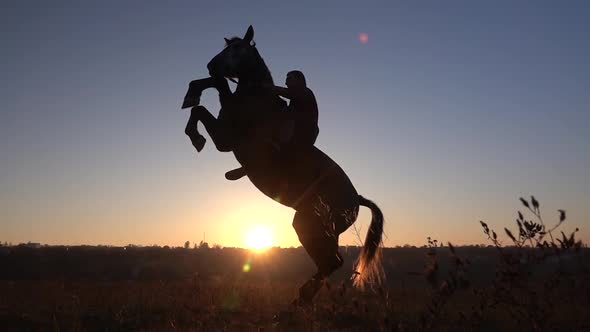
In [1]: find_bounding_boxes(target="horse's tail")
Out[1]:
[353,195,385,290]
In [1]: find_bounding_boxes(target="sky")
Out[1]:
[1,1,589,248]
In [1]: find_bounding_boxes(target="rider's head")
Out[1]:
[286,70,306,90]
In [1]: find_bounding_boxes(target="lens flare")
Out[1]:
[359,33,369,44]
[242,260,251,272]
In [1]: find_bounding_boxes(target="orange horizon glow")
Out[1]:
[3,190,588,249]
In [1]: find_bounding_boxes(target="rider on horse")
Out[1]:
[183,26,384,302]
[224,70,319,181]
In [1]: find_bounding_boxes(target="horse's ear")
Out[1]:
[224,37,231,44]
[244,25,254,43]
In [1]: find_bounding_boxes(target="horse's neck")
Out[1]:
[229,60,280,162]
[235,81,271,101]
[236,58,273,92]
[233,63,282,117]
[236,79,270,94]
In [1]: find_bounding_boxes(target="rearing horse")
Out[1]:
[183,26,384,303]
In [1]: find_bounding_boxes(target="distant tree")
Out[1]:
[184,241,190,249]
[198,240,209,250]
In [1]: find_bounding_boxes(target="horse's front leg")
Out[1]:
[183,76,233,153]
[185,106,233,153]
[182,77,216,109]
[185,106,207,152]
[182,76,232,109]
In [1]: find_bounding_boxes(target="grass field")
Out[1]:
[1,244,588,331]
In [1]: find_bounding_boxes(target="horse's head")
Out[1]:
[207,26,261,81]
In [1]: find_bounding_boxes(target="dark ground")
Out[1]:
[1,245,589,331]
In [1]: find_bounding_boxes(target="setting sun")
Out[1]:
[245,226,273,252]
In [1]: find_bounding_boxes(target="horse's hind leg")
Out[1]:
[292,210,344,304]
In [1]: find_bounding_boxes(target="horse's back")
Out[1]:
[292,146,359,211]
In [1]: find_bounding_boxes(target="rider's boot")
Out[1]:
[225,167,247,181]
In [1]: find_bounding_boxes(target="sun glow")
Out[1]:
[245,226,273,252]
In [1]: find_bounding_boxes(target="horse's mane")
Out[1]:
[252,49,272,85]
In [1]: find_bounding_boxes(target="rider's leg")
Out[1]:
[274,133,315,192]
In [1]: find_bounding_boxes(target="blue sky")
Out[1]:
[1,1,589,247]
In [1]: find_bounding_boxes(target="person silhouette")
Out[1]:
[225,70,319,181]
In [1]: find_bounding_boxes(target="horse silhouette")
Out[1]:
[183,26,384,303]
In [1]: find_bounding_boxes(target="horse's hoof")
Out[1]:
[272,308,297,328]
[292,295,313,307]
[192,135,206,152]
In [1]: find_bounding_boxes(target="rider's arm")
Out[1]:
[267,85,305,101]
[266,85,291,99]
[264,85,314,114]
